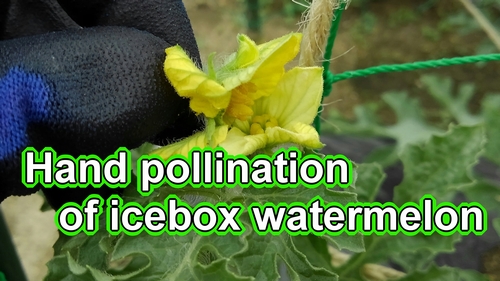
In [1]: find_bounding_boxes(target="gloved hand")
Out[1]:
[0,0,203,209]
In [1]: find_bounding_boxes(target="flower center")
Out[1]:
[250,114,279,135]
[224,82,257,122]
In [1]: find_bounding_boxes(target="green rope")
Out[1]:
[313,2,500,135]
[325,53,500,84]
[313,1,348,133]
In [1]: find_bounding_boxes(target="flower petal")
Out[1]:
[265,123,324,150]
[164,45,230,116]
[219,127,268,156]
[258,67,323,128]
[234,34,260,68]
[150,125,228,160]
[232,119,251,134]
[220,33,302,97]
[256,33,302,59]
[189,96,220,118]
[249,33,303,99]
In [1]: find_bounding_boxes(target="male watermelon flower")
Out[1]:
[156,32,323,160]
[152,65,324,159]
[219,67,325,156]
[163,32,301,122]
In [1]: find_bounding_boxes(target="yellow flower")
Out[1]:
[163,33,302,121]
[219,67,325,156]
[150,125,228,160]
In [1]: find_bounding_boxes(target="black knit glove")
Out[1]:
[0,0,202,209]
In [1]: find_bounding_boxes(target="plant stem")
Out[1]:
[458,0,500,51]
[337,236,382,278]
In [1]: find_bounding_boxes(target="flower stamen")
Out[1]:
[224,82,258,122]
[250,114,279,135]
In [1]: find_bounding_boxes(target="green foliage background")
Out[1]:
[43,75,499,280]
